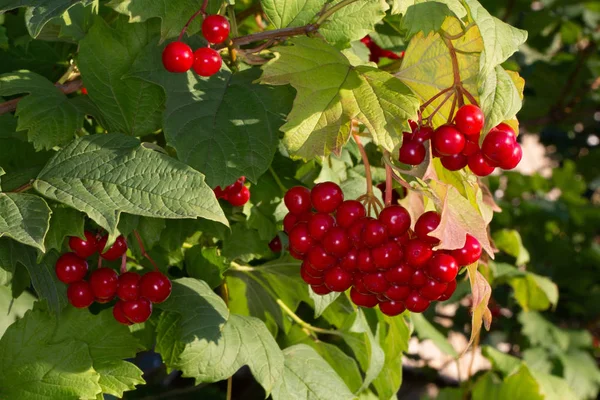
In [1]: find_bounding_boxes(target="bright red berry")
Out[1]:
[162,42,194,73]
[283,213,298,233]
[415,211,441,246]
[288,223,313,254]
[307,245,336,270]
[67,281,95,308]
[308,213,335,241]
[409,269,428,288]
[348,218,369,247]
[322,227,351,257]
[494,123,517,139]
[378,205,411,237]
[113,300,133,325]
[385,263,414,285]
[98,235,128,261]
[379,300,406,316]
[311,182,344,213]
[139,271,172,303]
[224,176,245,198]
[413,126,434,143]
[289,248,304,260]
[405,239,433,268]
[357,248,376,273]
[451,234,482,266]
[311,284,332,295]
[116,272,140,302]
[462,137,480,156]
[399,140,426,165]
[385,285,411,301]
[427,254,459,283]
[481,128,516,166]
[498,142,522,170]
[55,253,88,284]
[454,105,484,136]
[404,291,430,313]
[441,153,468,171]
[372,242,402,270]
[122,297,153,323]
[438,279,457,301]
[284,186,312,215]
[324,267,353,292]
[362,220,388,248]
[468,151,495,177]
[269,235,282,253]
[81,87,88,95]
[419,279,448,300]
[340,248,359,272]
[363,272,389,294]
[69,231,98,258]
[432,125,465,156]
[350,287,379,308]
[301,264,325,285]
[89,267,118,300]
[303,261,325,278]
[202,15,230,44]
[228,186,250,206]
[193,47,222,77]
[336,200,366,228]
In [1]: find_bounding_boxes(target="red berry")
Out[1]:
[139,271,172,303]
[405,239,433,268]
[481,128,516,166]
[289,223,313,254]
[81,87,88,95]
[432,125,465,156]
[427,254,458,283]
[357,248,376,273]
[301,263,325,285]
[202,15,230,44]
[414,211,441,246]
[498,142,522,170]
[372,242,402,270]
[224,176,245,197]
[399,140,426,165]
[451,234,482,266]
[322,227,351,257]
[385,263,414,284]
[419,279,448,300]
[324,267,353,292]
[353,274,370,294]
[348,218,369,247]
[340,248,358,272]
[308,213,335,241]
[284,186,312,215]
[55,253,88,284]
[303,261,325,278]
[192,47,222,77]
[361,220,388,248]
[438,279,457,301]
[404,291,430,313]
[307,245,336,270]
[69,231,98,258]
[122,297,153,323]
[214,186,227,199]
[468,151,495,177]
[454,105,484,136]
[409,269,428,288]
[494,123,517,139]
[89,267,118,300]
[350,287,379,308]
[385,285,411,301]
[462,137,480,156]
[311,284,332,295]
[117,271,141,301]
[289,248,304,260]
[363,272,389,294]
[413,126,434,143]
[283,213,298,233]
[336,200,366,228]
[113,300,133,325]
[67,281,95,308]
[378,205,411,237]
[96,295,115,304]
[269,235,282,253]
[311,182,344,213]
[379,300,406,316]
[162,42,194,73]
[441,153,468,171]
[98,235,128,261]
[228,186,250,207]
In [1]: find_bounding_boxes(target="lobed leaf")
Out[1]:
[0,192,51,252]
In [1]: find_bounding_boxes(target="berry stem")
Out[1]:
[133,230,159,271]
[351,130,374,197]
[177,0,209,42]
[424,90,454,123]
[269,166,287,195]
[419,86,454,112]
[460,86,479,107]
[275,298,343,336]
[447,89,458,123]
[226,377,233,400]
[9,180,33,193]
[384,152,393,207]
[120,253,127,274]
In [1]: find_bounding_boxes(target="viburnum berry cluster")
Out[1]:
[283,182,483,316]
[399,104,523,176]
[360,36,404,64]
[213,176,250,207]
[55,231,172,325]
[162,14,230,77]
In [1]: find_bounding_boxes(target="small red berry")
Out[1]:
[468,151,495,177]
[441,153,468,171]
[427,254,459,283]
[311,284,332,295]
[438,279,457,301]
[414,211,441,246]
[268,235,282,253]
[81,87,88,95]
[363,272,389,294]
[409,269,428,288]
[378,205,411,237]
[224,176,245,198]
[308,213,335,241]
[289,223,313,254]
[385,263,414,285]
[372,242,402,270]
[283,213,298,233]
[350,287,379,308]
[162,42,194,73]
[385,285,411,301]
[311,182,344,213]
[284,186,312,215]
[462,137,480,156]
[289,248,304,260]
[454,105,484,136]
[89,267,118,300]
[336,200,366,228]
[419,279,448,301]
[306,245,336,270]
[432,125,465,156]
[228,186,250,206]
[303,261,325,278]
[404,291,430,313]
[361,219,388,248]
[399,140,426,165]
[322,227,351,257]
[139,271,172,303]
[450,234,482,266]
[405,239,433,268]
[122,297,153,323]
[498,142,522,170]
[55,253,88,284]
[67,281,95,308]
[301,263,325,285]
[69,231,98,258]
[348,218,369,247]
[192,47,222,77]
[98,235,128,261]
[340,248,359,272]
[202,15,230,44]
[117,271,141,301]
[324,267,353,292]
[481,128,516,166]
[113,300,133,325]
[413,126,434,143]
[379,300,406,316]
[357,248,376,273]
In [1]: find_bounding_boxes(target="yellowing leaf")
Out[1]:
[467,262,492,348]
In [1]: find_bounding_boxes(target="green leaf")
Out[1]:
[498,366,544,400]
[78,17,164,136]
[394,0,466,19]
[155,312,185,370]
[33,134,227,238]
[260,37,419,158]
[309,288,341,318]
[309,340,362,393]
[400,2,458,39]
[509,273,558,312]
[479,66,524,134]
[411,313,458,357]
[518,312,570,353]
[0,71,83,150]
[0,285,35,337]
[96,360,145,397]
[0,0,95,37]
[222,224,269,262]
[482,346,522,376]
[44,204,85,254]
[0,192,51,252]
[558,350,600,400]
[272,344,355,400]
[372,314,411,399]
[493,229,530,265]
[185,246,227,289]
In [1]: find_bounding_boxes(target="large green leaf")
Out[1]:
[272,344,355,400]
[33,134,227,238]
[372,314,411,399]
[400,2,459,39]
[0,71,83,150]
[479,66,524,134]
[222,224,269,262]
[393,0,466,18]
[493,263,558,311]
[412,313,458,357]
[558,350,600,400]
[77,17,164,137]
[44,204,85,254]
[309,288,341,318]
[493,229,530,265]
[0,192,51,252]
[261,37,419,158]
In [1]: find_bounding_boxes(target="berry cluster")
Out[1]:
[283,182,483,316]
[162,14,230,77]
[56,231,172,325]
[399,104,523,176]
[214,176,250,207]
[360,36,404,64]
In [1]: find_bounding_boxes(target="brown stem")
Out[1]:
[424,90,453,122]
[9,181,33,193]
[177,0,209,41]
[133,230,159,271]
[120,253,128,274]
[419,86,454,112]
[384,152,393,207]
[447,90,458,123]
[0,78,83,116]
[216,24,318,49]
[443,36,462,87]
[460,86,478,106]
[352,131,373,196]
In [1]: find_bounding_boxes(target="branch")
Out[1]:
[0,77,83,116]
[276,298,343,336]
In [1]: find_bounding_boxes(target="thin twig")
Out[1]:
[9,180,33,193]
[352,131,373,196]
[0,78,83,116]
[120,253,128,274]
[384,151,393,207]
[133,230,159,271]
[276,299,343,336]
[177,0,209,41]
[420,86,454,112]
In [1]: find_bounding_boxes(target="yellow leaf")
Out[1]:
[467,262,492,348]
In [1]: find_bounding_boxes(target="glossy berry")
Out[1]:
[467,151,495,177]
[414,211,441,246]
[301,264,325,285]
[303,261,325,278]
[289,223,313,254]
[336,200,366,228]
[427,254,459,283]
[378,205,411,237]
[113,301,133,325]
[498,143,522,170]
[289,248,304,260]
[117,272,141,301]
[311,284,332,295]
[89,267,118,300]
[432,125,465,156]
[348,218,369,247]
[462,137,480,156]
[122,297,153,324]
[228,186,250,206]
[357,248,376,273]
[324,267,353,292]
[405,239,433,268]
[268,235,282,253]
[139,271,172,303]
[438,279,457,301]
[322,227,351,257]
[98,235,128,261]
[481,128,516,166]
[224,176,245,198]
[399,140,426,165]
[441,153,468,171]
[385,285,411,301]
[162,42,194,73]
[404,291,430,313]
[413,126,434,143]
[202,15,230,44]
[283,213,298,233]
[284,186,312,215]
[494,123,517,139]
[67,281,95,308]
[454,105,484,136]
[55,253,88,284]
[362,220,388,248]
[69,231,98,258]
[81,87,88,95]
[308,213,335,241]
[385,264,414,284]
[450,234,482,266]
[192,47,222,77]
[419,279,448,301]
[340,248,358,272]
[311,182,344,213]
[363,272,389,294]
[379,300,406,316]
[307,245,336,270]
[350,287,379,308]
[409,269,428,288]
[372,242,401,270]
